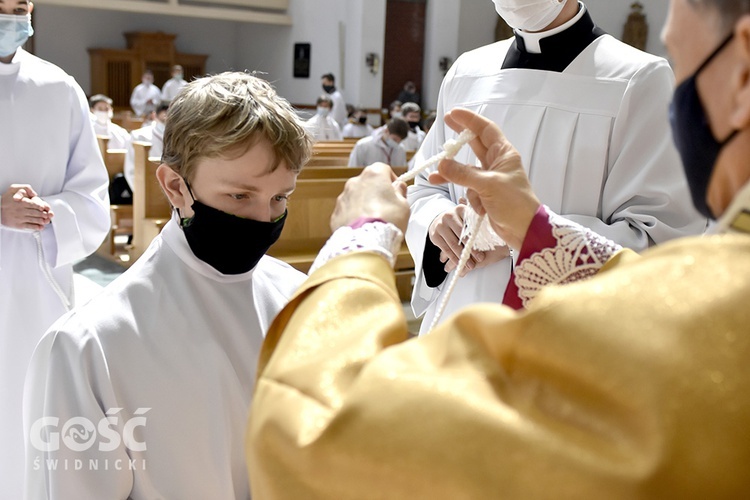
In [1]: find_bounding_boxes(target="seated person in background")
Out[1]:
[342,107,374,138]
[372,100,402,138]
[304,95,343,141]
[24,71,313,500]
[247,6,750,484]
[129,70,162,118]
[348,117,408,167]
[161,64,187,103]
[397,80,421,106]
[123,103,169,190]
[400,101,426,152]
[89,94,130,150]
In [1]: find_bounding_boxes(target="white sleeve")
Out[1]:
[565,58,707,248]
[405,63,459,314]
[348,144,359,167]
[24,325,133,499]
[42,81,110,268]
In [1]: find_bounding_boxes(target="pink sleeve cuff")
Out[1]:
[503,205,554,310]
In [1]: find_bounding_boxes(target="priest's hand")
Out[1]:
[0,184,54,231]
[429,108,540,251]
[429,200,510,277]
[331,163,410,234]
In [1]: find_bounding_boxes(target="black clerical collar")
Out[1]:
[502,4,606,72]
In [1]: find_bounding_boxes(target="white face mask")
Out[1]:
[154,121,166,135]
[492,0,566,32]
[316,106,330,117]
[93,110,110,125]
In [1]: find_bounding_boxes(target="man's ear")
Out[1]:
[730,14,750,129]
[29,2,34,14]
[156,164,189,211]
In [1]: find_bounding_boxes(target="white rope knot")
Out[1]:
[396,129,476,184]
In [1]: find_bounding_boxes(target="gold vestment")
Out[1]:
[248,235,750,499]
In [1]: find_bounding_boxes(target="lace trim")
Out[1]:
[515,210,622,307]
[309,222,404,275]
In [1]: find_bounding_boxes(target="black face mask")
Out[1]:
[179,186,286,274]
[322,84,335,94]
[669,33,739,219]
[407,121,420,130]
[358,115,368,124]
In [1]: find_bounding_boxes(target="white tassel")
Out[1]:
[460,205,505,251]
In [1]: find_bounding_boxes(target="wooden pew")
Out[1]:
[305,156,350,167]
[311,148,353,158]
[95,136,131,258]
[299,166,408,180]
[112,111,145,132]
[130,141,171,261]
[96,135,127,179]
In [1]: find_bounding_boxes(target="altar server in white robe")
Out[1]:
[23,72,313,499]
[129,70,162,118]
[89,94,130,150]
[406,0,707,334]
[0,3,110,497]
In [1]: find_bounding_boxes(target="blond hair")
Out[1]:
[162,71,313,181]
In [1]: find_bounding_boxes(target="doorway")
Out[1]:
[382,0,426,110]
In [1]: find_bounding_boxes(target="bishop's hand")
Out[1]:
[331,163,410,234]
[429,108,540,251]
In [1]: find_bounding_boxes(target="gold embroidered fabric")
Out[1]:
[247,236,750,499]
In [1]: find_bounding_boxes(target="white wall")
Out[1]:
[423,0,462,113]
[585,0,669,57]
[234,0,386,110]
[30,0,670,112]
[33,5,241,95]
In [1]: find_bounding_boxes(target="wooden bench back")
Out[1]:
[130,141,171,260]
[97,135,127,179]
[267,178,343,262]
[304,156,350,167]
[299,166,407,180]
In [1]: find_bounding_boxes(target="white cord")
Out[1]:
[34,231,72,312]
[427,213,484,332]
[396,129,476,184]
[396,128,491,333]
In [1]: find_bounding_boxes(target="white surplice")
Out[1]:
[24,216,306,499]
[305,113,343,141]
[129,82,162,118]
[0,48,110,499]
[406,33,706,334]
